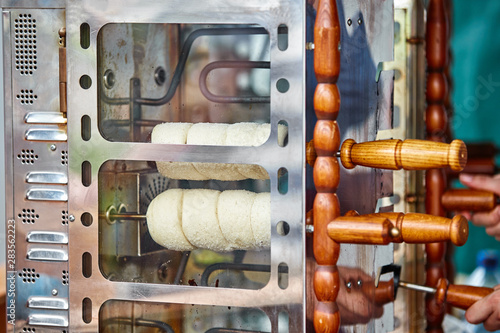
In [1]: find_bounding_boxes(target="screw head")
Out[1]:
[358,18,363,25]
[347,18,352,26]
[50,144,57,151]
[346,281,352,289]
[52,289,58,296]
[357,279,363,287]
[68,215,75,222]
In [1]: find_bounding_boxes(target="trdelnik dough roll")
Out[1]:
[146,188,271,252]
[151,122,288,181]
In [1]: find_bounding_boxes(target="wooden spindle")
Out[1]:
[425,0,449,331]
[312,0,341,331]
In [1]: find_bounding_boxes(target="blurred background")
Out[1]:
[451,0,500,278]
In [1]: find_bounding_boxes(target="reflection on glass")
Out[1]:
[97,23,271,142]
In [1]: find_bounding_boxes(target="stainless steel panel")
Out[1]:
[3,8,68,333]
[66,0,306,332]
[335,0,395,331]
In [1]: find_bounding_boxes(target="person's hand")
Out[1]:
[465,285,500,331]
[337,266,384,325]
[459,173,500,240]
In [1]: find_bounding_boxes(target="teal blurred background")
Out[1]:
[451,0,500,275]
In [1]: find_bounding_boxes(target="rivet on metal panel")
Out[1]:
[52,289,58,296]
[357,17,363,25]
[50,144,57,151]
[154,67,166,86]
[103,69,115,89]
[68,215,75,222]
[347,18,352,26]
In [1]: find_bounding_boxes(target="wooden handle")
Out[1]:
[340,139,467,172]
[327,216,399,245]
[442,189,498,212]
[435,278,493,310]
[363,213,469,246]
[466,143,497,159]
[367,279,396,306]
[449,157,497,177]
[314,0,341,83]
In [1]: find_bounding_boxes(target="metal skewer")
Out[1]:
[399,281,436,294]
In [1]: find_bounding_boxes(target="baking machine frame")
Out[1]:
[4,0,306,331]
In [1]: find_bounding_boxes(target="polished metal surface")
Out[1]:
[28,314,69,327]
[335,0,395,331]
[24,111,67,124]
[27,231,68,244]
[26,171,68,184]
[399,281,436,294]
[3,7,69,333]
[24,128,67,141]
[66,0,306,331]
[387,1,427,332]
[27,296,69,310]
[26,188,68,201]
[26,248,68,261]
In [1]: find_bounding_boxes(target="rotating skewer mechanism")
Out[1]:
[371,264,494,310]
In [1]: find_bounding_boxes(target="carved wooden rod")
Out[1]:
[312,0,341,331]
[425,0,450,331]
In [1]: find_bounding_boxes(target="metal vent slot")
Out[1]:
[17,149,38,164]
[25,112,67,124]
[62,270,69,285]
[27,231,68,244]
[17,89,37,105]
[25,128,67,142]
[26,171,68,184]
[14,13,37,76]
[26,248,68,262]
[61,150,68,165]
[27,297,69,310]
[18,268,40,283]
[28,314,69,328]
[61,210,69,225]
[26,188,68,202]
[18,208,39,224]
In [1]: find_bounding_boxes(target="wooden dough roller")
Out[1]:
[151,122,287,181]
[147,190,468,252]
[146,188,270,252]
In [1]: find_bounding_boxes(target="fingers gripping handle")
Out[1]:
[442,189,498,212]
[435,278,494,310]
[340,139,467,172]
